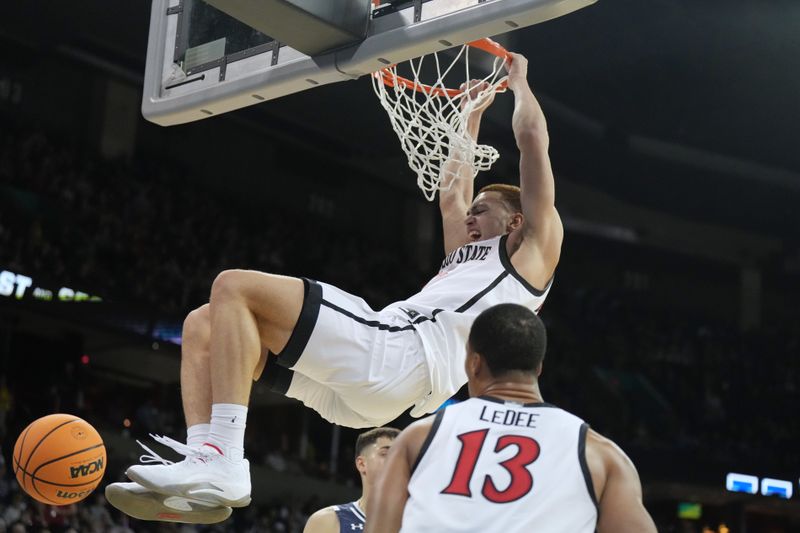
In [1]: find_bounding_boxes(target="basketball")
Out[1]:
[12,414,107,505]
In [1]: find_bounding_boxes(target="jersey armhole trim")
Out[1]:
[330,505,343,530]
[454,271,509,313]
[499,234,553,297]
[579,423,599,508]
[411,410,445,476]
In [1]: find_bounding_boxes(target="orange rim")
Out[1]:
[376,38,512,98]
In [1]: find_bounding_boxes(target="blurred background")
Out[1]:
[1,0,799,532]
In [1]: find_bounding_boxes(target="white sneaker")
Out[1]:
[125,435,251,508]
[105,482,232,524]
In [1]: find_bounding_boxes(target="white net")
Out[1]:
[372,43,508,201]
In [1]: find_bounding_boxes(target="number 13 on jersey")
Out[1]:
[441,429,541,503]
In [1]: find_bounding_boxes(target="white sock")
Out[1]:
[186,423,210,449]
[206,403,247,462]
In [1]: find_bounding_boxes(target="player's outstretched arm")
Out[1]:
[365,420,432,533]
[506,53,563,272]
[588,431,657,533]
[439,81,497,255]
[303,507,340,533]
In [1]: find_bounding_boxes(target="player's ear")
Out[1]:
[355,455,367,476]
[465,342,476,378]
[508,212,524,231]
[469,351,483,378]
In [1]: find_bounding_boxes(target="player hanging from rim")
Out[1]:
[304,427,399,533]
[110,51,564,519]
[366,304,658,533]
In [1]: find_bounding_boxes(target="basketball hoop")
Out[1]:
[372,39,511,201]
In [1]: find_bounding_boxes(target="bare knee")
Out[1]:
[209,269,304,344]
[210,269,251,304]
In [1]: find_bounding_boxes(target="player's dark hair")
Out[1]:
[355,427,400,460]
[468,303,546,377]
[478,183,522,214]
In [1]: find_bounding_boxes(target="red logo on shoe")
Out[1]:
[202,442,224,456]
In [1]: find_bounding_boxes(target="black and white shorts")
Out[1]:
[261,279,432,428]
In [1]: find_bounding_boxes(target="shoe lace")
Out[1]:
[136,434,208,466]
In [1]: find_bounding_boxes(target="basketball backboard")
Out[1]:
[142,0,597,126]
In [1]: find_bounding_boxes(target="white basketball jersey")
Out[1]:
[383,234,553,416]
[401,397,598,533]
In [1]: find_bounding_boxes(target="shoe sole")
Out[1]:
[125,469,252,508]
[105,485,232,524]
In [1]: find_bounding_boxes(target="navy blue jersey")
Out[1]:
[333,501,365,532]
